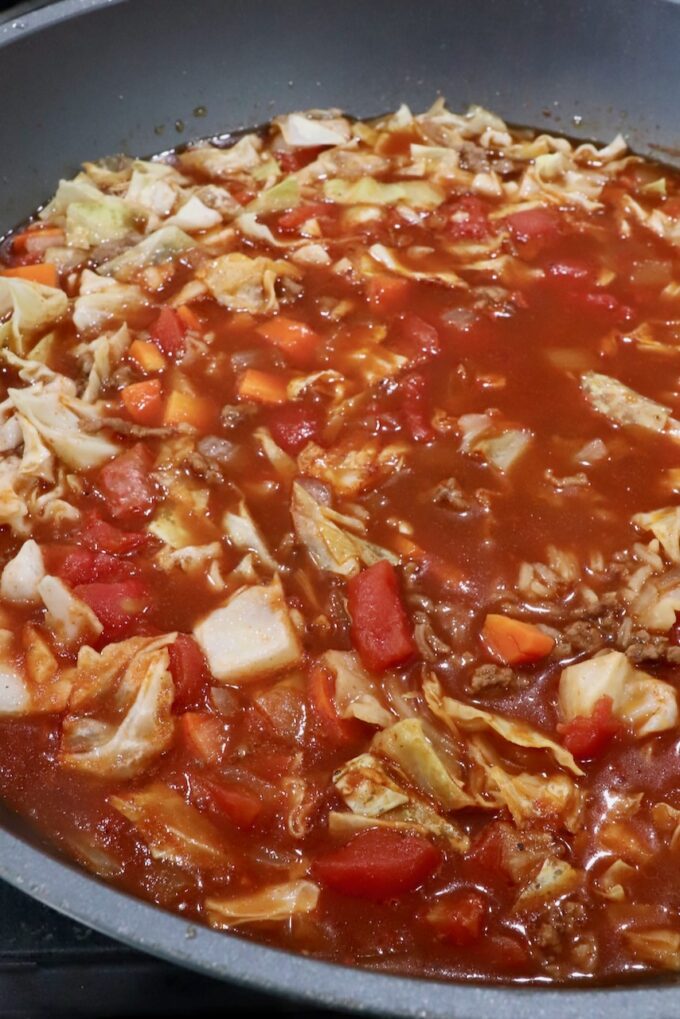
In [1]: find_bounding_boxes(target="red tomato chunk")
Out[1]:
[98,445,157,520]
[346,561,416,672]
[313,828,442,900]
[558,695,622,760]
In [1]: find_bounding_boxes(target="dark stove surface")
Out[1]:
[0,881,344,1019]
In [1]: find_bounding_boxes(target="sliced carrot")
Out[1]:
[120,379,164,426]
[128,339,167,373]
[236,368,288,405]
[256,316,320,366]
[1,263,58,287]
[366,274,412,313]
[308,662,365,744]
[176,303,202,332]
[163,389,215,430]
[481,613,555,666]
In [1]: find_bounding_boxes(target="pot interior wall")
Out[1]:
[1,0,680,231]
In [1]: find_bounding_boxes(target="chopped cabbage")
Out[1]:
[624,929,680,970]
[297,437,406,497]
[633,506,680,562]
[334,752,410,816]
[97,226,194,278]
[38,575,103,648]
[111,782,229,868]
[66,200,137,248]
[223,500,277,571]
[513,856,582,911]
[198,252,301,313]
[61,642,175,778]
[558,650,678,738]
[291,481,397,576]
[8,386,120,470]
[628,566,680,631]
[0,539,45,604]
[368,244,467,288]
[277,112,350,148]
[372,718,475,810]
[424,673,584,776]
[594,858,635,902]
[206,880,319,928]
[179,135,263,178]
[72,270,147,333]
[125,162,179,217]
[78,323,131,402]
[581,371,680,439]
[247,176,300,215]
[458,412,532,472]
[321,650,393,727]
[166,195,222,232]
[0,664,30,716]
[324,177,443,208]
[0,277,68,355]
[194,575,301,683]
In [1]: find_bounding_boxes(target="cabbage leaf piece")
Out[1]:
[0,278,68,355]
[8,386,120,470]
[246,176,300,215]
[72,270,148,333]
[324,177,443,209]
[291,481,398,577]
[633,506,680,563]
[423,673,584,776]
[198,252,301,314]
[0,539,45,604]
[372,718,475,810]
[67,634,176,710]
[332,752,469,852]
[580,371,680,439]
[223,500,277,571]
[61,640,175,778]
[458,412,532,472]
[624,929,680,971]
[513,855,582,912]
[178,135,264,178]
[297,436,406,497]
[193,575,301,684]
[277,111,350,148]
[38,575,103,649]
[558,650,678,738]
[166,195,222,232]
[206,880,319,928]
[321,650,393,728]
[97,226,194,279]
[367,244,467,288]
[111,782,230,869]
[628,566,680,631]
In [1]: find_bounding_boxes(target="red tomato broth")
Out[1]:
[0,103,680,983]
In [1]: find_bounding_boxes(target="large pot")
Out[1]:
[1,1,679,1014]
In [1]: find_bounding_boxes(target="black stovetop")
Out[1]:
[0,879,344,1019]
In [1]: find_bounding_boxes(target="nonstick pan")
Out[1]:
[1,1,680,1014]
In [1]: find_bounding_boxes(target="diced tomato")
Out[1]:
[307,662,366,744]
[481,613,555,666]
[576,289,633,324]
[346,560,416,672]
[80,513,148,556]
[196,777,262,829]
[149,307,187,359]
[313,827,442,900]
[74,578,149,639]
[120,379,164,426]
[557,695,622,760]
[98,444,157,520]
[400,371,435,443]
[257,317,321,367]
[169,634,209,713]
[277,146,325,173]
[268,402,321,454]
[444,195,492,241]
[58,547,134,586]
[278,202,331,231]
[465,823,506,878]
[426,891,488,946]
[506,207,561,243]
[178,711,228,765]
[366,274,413,314]
[392,313,441,366]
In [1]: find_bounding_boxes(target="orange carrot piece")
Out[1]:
[1,263,58,287]
[366,274,412,313]
[481,613,555,666]
[236,368,288,405]
[256,316,320,366]
[120,379,164,426]
[128,339,167,373]
[163,389,215,429]
[307,663,365,744]
[176,304,202,332]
